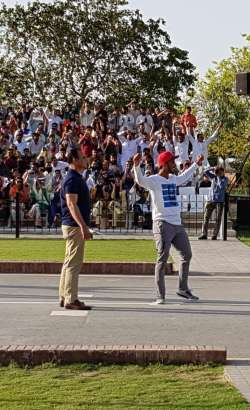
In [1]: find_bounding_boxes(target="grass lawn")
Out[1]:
[238,230,250,247]
[0,363,248,410]
[0,239,156,262]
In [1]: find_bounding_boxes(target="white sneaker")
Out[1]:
[150,298,166,305]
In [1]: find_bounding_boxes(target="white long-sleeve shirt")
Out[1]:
[173,134,190,163]
[134,163,198,225]
[189,130,219,164]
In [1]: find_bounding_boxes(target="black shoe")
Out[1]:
[59,298,64,307]
[65,300,92,310]
[198,235,207,240]
[177,289,199,301]
[211,236,217,240]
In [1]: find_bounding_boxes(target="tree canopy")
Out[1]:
[193,35,250,158]
[0,0,195,107]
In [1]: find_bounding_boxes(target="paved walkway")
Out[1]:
[1,237,250,402]
[225,360,250,404]
[0,274,250,356]
[172,238,250,275]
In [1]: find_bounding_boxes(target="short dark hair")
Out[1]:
[67,144,81,164]
[215,166,224,175]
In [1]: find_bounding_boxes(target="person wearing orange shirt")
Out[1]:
[181,106,197,135]
[9,177,30,226]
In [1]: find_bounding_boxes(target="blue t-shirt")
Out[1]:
[61,169,90,227]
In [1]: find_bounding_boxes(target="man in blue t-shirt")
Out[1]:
[59,145,92,310]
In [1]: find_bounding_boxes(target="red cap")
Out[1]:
[157,151,178,167]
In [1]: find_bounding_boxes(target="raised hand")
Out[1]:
[133,153,142,167]
[195,155,204,166]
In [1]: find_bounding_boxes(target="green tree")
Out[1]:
[0,0,195,107]
[193,35,250,158]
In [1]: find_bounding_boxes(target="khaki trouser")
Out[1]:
[59,225,84,304]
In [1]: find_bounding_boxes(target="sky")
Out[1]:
[3,0,250,77]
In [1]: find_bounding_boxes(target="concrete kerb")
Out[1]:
[0,345,227,366]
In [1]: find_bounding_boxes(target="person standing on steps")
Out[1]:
[133,150,204,304]
[59,145,92,310]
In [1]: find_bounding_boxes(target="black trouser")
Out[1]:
[202,202,224,238]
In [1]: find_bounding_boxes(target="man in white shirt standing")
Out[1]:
[136,108,153,134]
[80,100,95,127]
[133,150,203,304]
[45,108,63,134]
[14,132,27,155]
[188,124,223,166]
[119,107,135,131]
[119,130,139,170]
[173,130,190,169]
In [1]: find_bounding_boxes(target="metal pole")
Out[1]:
[223,192,229,241]
[15,192,20,239]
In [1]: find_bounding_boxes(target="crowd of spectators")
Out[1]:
[0,100,213,229]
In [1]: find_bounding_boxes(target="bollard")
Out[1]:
[15,192,20,239]
[223,192,229,241]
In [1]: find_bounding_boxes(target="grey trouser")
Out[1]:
[202,202,224,238]
[59,225,84,304]
[153,220,192,299]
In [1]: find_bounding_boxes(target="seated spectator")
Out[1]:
[9,177,30,226]
[14,131,27,155]
[4,146,18,172]
[48,124,61,144]
[51,156,68,176]
[35,123,46,144]
[0,132,10,156]
[103,131,121,161]
[23,161,39,186]
[6,112,18,136]
[48,169,62,228]
[29,133,44,158]
[55,145,67,161]
[109,154,120,174]
[0,176,10,222]
[200,174,212,188]
[28,178,50,228]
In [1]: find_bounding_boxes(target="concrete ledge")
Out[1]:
[0,261,154,275]
[0,345,227,366]
[0,261,175,275]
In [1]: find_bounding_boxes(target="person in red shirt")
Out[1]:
[181,106,197,135]
[4,146,18,171]
[79,126,94,159]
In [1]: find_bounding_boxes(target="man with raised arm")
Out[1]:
[188,123,223,166]
[133,150,203,304]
